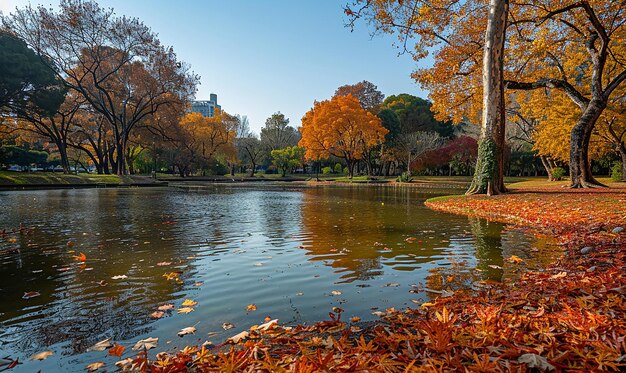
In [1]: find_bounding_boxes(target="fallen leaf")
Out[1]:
[108,344,125,357]
[177,326,196,337]
[227,331,249,344]
[177,307,194,314]
[383,283,400,287]
[222,322,235,330]
[111,275,127,280]
[67,240,75,247]
[97,280,107,286]
[181,299,197,307]
[193,281,204,287]
[257,319,278,331]
[156,261,171,266]
[163,272,180,281]
[151,311,165,319]
[157,303,174,311]
[351,316,361,323]
[550,271,567,279]
[246,304,257,312]
[87,338,112,352]
[86,362,105,371]
[517,353,554,372]
[22,291,40,299]
[330,290,342,296]
[529,306,545,318]
[488,264,502,269]
[114,358,133,370]
[30,351,53,360]
[132,337,158,351]
[72,252,86,262]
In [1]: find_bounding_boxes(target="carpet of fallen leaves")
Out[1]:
[89,188,626,372]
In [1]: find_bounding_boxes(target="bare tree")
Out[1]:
[397,131,443,176]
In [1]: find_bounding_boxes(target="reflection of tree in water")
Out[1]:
[0,189,200,355]
[468,217,504,282]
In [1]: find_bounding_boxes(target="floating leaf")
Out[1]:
[246,304,257,312]
[177,326,196,337]
[156,262,171,266]
[383,283,400,287]
[111,275,127,280]
[150,311,165,319]
[163,272,180,281]
[177,307,194,314]
[86,362,105,371]
[30,351,53,361]
[158,303,174,311]
[114,358,133,370]
[222,322,235,330]
[132,337,158,351]
[22,291,40,299]
[181,299,198,307]
[87,338,112,352]
[72,252,86,262]
[505,255,524,264]
[108,344,125,357]
[330,290,342,296]
[351,316,361,323]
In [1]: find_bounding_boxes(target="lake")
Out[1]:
[0,185,558,371]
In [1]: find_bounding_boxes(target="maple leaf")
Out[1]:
[162,272,180,281]
[177,326,196,337]
[518,353,555,372]
[246,304,257,312]
[73,252,86,262]
[30,351,53,360]
[86,361,105,371]
[87,338,112,352]
[181,299,197,307]
[108,344,125,357]
[505,255,524,264]
[132,337,158,351]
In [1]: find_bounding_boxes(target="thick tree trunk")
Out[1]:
[249,162,256,177]
[467,0,508,196]
[569,100,606,188]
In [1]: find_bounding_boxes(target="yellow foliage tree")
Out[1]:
[299,95,387,178]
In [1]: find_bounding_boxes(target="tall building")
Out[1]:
[190,93,221,117]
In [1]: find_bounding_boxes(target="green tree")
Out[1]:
[271,146,304,177]
[0,30,64,118]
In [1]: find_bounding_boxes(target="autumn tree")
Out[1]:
[346,0,509,194]
[334,80,385,113]
[3,0,198,175]
[300,95,387,178]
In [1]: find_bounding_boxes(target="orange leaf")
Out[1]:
[108,344,125,357]
[73,252,86,262]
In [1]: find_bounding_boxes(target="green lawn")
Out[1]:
[0,171,129,185]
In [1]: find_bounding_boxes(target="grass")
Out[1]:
[0,171,133,185]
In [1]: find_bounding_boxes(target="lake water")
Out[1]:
[0,185,558,371]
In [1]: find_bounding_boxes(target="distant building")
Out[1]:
[190,93,221,117]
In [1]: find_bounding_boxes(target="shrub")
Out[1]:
[552,167,566,181]
[610,162,623,182]
[334,163,342,174]
[397,172,413,183]
[343,167,349,175]
[322,166,333,175]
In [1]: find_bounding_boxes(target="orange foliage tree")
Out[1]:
[299,95,387,178]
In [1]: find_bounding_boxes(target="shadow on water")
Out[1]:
[0,185,559,371]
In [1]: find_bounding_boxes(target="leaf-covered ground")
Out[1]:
[16,187,624,372]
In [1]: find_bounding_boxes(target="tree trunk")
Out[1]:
[620,146,626,182]
[539,155,554,181]
[249,162,256,177]
[467,0,508,196]
[569,100,606,188]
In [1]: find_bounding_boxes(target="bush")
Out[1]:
[322,166,333,175]
[552,167,566,181]
[610,162,623,182]
[396,172,413,183]
[334,163,342,174]
[343,167,349,176]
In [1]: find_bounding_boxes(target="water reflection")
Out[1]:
[0,186,559,372]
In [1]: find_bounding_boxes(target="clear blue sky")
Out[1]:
[1,0,430,133]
